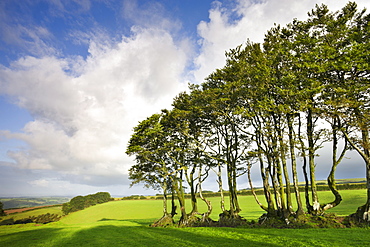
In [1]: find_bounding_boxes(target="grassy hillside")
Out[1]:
[0,189,368,246]
[3,206,63,220]
[1,189,367,223]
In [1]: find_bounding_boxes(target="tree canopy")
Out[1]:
[126,2,370,226]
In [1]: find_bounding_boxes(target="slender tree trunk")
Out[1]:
[270,155,283,216]
[279,134,293,215]
[287,113,304,216]
[172,172,187,225]
[187,166,198,215]
[347,127,370,221]
[307,108,320,214]
[257,131,276,216]
[216,162,226,212]
[232,161,241,213]
[170,185,177,217]
[198,166,212,221]
[247,164,268,211]
[298,114,312,212]
[363,129,370,221]
[274,115,291,216]
[162,183,168,216]
[227,162,236,216]
[151,181,174,227]
[321,117,344,211]
[225,126,240,217]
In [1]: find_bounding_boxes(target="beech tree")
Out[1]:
[126,113,176,225]
[127,1,369,226]
[317,2,370,220]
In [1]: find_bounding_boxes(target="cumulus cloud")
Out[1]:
[193,0,369,83]
[0,27,188,187]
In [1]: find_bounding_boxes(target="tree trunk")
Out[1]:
[225,125,240,217]
[216,162,226,212]
[345,127,370,221]
[274,115,292,216]
[257,131,276,217]
[298,113,312,212]
[172,172,187,225]
[151,182,174,227]
[269,155,283,216]
[247,163,268,211]
[170,185,177,217]
[162,183,168,216]
[287,113,304,216]
[186,166,198,215]
[307,108,320,214]
[198,166,213,222]
[279,134,293,215]
[321,117,344,211]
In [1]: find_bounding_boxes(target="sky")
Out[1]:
[0,0,369,197]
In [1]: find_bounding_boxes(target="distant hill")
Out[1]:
[1,197,71,209]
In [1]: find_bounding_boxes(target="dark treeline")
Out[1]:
[126,2,370,227]
[62,192,111,215]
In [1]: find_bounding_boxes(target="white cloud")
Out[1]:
[0,27,188,186]
[121,0,181,32]
[192,0,370,83]
[29,179,50,187]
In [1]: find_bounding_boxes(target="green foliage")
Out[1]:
[1,206,63,222]
[0,201,6,216]
[121,195,148,200]
[0,213,61,225]
[62,192,111,215]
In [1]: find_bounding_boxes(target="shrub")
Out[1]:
[0,218,14,225]
[0,202,6,216]
[62,192,111,215]
[2,213,61,225]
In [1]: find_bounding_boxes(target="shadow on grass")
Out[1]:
[98,218,156,226]
[1,223,369,247]
[0,227,63,247]
[54,225,279,247]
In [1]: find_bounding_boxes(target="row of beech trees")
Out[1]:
[126,2,370,226]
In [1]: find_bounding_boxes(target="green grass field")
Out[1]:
[0,190,369,247]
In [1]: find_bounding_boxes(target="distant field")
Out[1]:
[304,178,366,185]
[5,205,60,215]
[0,189,369,246]
[1,197,70,209]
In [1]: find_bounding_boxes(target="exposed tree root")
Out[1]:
[151,211,370,228]
[344,204,370,227]
[257,213,362,228]
[151,214,174,227]
[218,210,247,227]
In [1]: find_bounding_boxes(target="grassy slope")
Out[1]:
[0,189,369,247]
[4,206,63,220]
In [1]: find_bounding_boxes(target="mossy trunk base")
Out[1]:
[259,213,346,228]
[344,204,370,226]
[151,214,174,227]
[218,210,246,227]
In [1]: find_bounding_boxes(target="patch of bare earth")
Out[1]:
[5,205,52,214]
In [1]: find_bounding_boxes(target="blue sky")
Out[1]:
[0,0,369,197]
